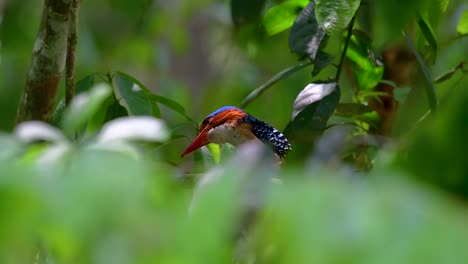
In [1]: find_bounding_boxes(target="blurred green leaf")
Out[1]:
[405,33,437,111]
[14,121,67,143]
[418,16,438,61]
[241,61,313,108]
[96,116,169,143]
[113,72,160,117]
[335,103,373,116]
[231,0,266,27]
[62,83,112,136]
[315,0,360,34]
[433,62,466,83]
[346,35,384,90]
[393,87,412,104]
[149,94,194,123]
[0,134,22,160]
[457,10,468,35]
[206,143,221,164]
[373,0,430,45]
[289,1,327,60]
[263,0,309,35]
[402,81,468,197]
[76,73,96,94]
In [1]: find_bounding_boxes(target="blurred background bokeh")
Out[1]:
[1,0,468,263]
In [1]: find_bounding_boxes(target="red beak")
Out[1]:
[181,128,209,157]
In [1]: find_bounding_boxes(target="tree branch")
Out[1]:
[16,0,71,123]
[65,0,80,106]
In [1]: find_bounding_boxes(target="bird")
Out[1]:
[181,106,291,159]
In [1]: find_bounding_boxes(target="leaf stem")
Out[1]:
[404,32,437,112]
[335,15,356,82]
[240,60,312,108]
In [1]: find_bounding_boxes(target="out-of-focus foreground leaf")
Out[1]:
[401,83,468,197]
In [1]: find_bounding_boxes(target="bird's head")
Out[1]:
[181,106,248,157]
[181,106,291,158]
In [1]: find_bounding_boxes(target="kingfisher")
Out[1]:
[181,106,291,159]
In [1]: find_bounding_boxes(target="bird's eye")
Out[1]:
[200,118,210,130]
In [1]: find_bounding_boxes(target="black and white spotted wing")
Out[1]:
[240,115,292,158]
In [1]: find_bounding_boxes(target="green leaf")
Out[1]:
[418,16,438,60]
[433,62,466,84]
[393,87,412,104]
[312,51,334,77]
[405,33,437,111]
[113,72,160,117]
[76,73,96,94]
[263,0,309,35]
[52,74,97,126]
[457,10,468,35]
[149,94,194,123]
[289,1,327,60]
[284,82,340,142]
[346,34,384,90]
[315,0,360,34]
[231,0,266,27]
[62,83,113,136]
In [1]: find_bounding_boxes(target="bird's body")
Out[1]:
[181,106,291,158]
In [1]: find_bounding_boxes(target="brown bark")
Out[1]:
[369,46,416,135]
[16,0,71,123]
[65,0,80,106]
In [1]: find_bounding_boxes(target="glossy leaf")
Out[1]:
[315,0,360,34]
[62,83,113,136]
[113,72,160,117]
[285,82,340,139]
[457,10,468,35]
[291,83,337,119]
[289,1,327,60]
[263,0,309,35]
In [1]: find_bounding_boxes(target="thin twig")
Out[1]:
[65,0,80,106]
[240,60,313,108]
[335,15,356,82]
[404,31,437,112]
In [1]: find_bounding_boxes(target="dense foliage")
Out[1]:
[0,0,467,263]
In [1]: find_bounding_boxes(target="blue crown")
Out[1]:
[207,106,240,118]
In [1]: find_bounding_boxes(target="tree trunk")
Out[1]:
[16,0,71,123]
